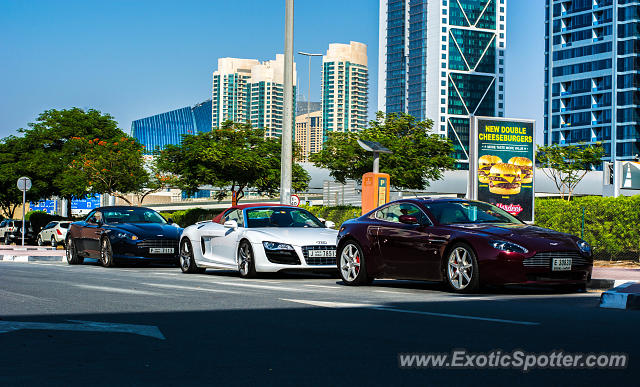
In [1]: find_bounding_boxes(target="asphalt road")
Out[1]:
[0,261,638,386]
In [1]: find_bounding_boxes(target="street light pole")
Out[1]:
[280,0,294,205]
[298,51,322,160]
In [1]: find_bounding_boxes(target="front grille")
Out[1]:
[302,245,337,266]
[265,250,301,265]
[137,239,179,250]
[523,251,592,268]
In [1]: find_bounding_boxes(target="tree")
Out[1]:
[133,156,180,205]
[310,112,455,190]
[16,108,128,215]
[157,121,310,205]
[536,143,605,200]
[0,137,28,218]
[62,136,149,204]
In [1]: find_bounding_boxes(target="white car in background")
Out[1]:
[37,221,71,247]
[179,204,338,277]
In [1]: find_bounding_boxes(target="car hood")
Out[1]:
[447,223,579,250]
[109,223,182,239]
[250,227,339,246]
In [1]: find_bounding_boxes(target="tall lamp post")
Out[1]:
[298,51,322,151]
[280,0,295,205]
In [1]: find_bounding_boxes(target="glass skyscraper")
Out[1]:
[131,100,212,154]
[379,0,507,165]
[544,0,640,161]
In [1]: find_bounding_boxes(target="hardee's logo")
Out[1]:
[496,203,523,215]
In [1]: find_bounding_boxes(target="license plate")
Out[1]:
[149,248,174,254]
[309,249,336,258]
[552,258,572,271]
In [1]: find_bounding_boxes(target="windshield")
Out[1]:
[101,208,167,224]
[424,201,522,225]
[245,207,325,228]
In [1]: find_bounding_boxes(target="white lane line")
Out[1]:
[304,284,342,289]
[73,284,160,296]
[141,283,240,294]
[373,290,415,295]
[280,298,540,326]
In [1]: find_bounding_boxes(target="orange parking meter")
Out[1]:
[361,172,390,215]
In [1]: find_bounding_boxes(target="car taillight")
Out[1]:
[56,229,62,235]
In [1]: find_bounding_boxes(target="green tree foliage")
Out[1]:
[0,137,31,218]
[536,143,605,200]
[62,136,148,203]
[157,121,310,203]
[309,112,455,189]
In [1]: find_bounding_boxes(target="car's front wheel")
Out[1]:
[237,240,256,278]
[179,238,205,274]
[65,237,84,265]
[37,235,44,246]
[100,237,116,267]
[4,234,10,245]
[338,241,371,286]
[445,243,479,293]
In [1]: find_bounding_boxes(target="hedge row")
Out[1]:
[534,196,640,260]
[160,208,224,228]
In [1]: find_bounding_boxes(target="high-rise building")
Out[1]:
[321,41,369,139]
[379,0,507,164]
[295,110,323,161]
[544,0,640,161]
[212,56,296,138]
[296,101,322,116]
[131,100,212,154]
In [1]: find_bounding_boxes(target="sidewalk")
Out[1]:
[0,245,66,262]
[592,266,640,282]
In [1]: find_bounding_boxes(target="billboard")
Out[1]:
[30,200,58,215]
[471,117,536,222]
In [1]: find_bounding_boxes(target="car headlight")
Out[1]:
[115,231,138,240]
[262,241,294,251]
[490,240,528,254]
[577,239,591,255]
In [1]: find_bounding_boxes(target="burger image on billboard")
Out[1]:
[488,163,522,195]
[478,155,502,184]
[508,156,533,184]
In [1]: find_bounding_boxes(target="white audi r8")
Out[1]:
[178,204,339,277]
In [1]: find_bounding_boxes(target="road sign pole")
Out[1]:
[22,186,25,246]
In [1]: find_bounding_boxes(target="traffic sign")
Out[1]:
[290,194,300,206]
[17,177,32,192]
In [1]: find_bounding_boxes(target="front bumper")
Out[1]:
[480,250,593,286]
[110,238,179,262]
[253,242,338,272]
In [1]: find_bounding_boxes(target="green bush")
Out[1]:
[535,196,640,260]
[26,211,63,235]
[302,205,361,228]
[161,208,224,228]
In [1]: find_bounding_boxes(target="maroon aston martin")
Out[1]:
[336,198,593,293]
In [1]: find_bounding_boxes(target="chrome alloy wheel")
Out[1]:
[447,247,473,290]
[179,239,191,272]
[238,243,252,276]
[340,243,361,282]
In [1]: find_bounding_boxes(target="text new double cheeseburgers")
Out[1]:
[478,155,502,184]
[508,157,533,184]
[488,163,523,195]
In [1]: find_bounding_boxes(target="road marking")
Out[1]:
[141,283,240,294]
[0,320,165,339]
[373,290,415,295]
[206,281,312,292]
[304,284,342,289]
[73,284,159,296]
[280,298,540,326]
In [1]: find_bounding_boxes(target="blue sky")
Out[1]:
[0,0,543,140]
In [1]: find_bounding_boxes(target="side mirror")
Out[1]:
[398,215,419,225]
[223,220,238,230]
[324,220,336,229]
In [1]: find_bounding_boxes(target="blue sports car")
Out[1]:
[65,206,182,266]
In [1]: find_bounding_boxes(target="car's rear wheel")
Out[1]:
[179,238,205,274]
[445,243,479,293]
[100,237,116,267]
[37,235,44,246]
[338,241,371,286]
[50,236,57,248]
[237,240,256,278]
[65,237,84,265]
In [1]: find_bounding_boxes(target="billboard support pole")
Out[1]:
[467,115,477,200]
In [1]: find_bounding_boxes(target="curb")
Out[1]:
[600,282,640,310]
[1,255,65,263]
[586,279,629,290]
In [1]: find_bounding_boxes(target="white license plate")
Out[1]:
[552,258,572,271]
[309,249,336,258]
[149,248,174,254]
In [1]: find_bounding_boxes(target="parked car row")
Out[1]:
[0,219,35,245]
[63,198,594,293]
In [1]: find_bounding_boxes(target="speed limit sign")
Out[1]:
[290,194,300,207]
